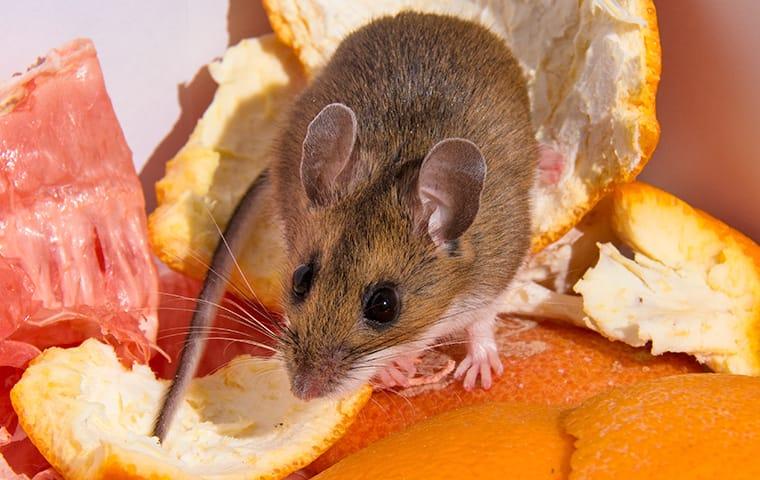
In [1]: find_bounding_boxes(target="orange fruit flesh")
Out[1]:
[314,402,573,480]
[564,373,760,480]
[311,318,702,472]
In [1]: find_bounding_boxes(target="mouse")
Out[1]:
[154,10,564,441]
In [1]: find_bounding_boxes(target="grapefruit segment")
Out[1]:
[0,38,158,363]
[0,38,159,478]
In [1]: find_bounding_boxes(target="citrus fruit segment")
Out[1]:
[574,182,760,375]
[315,402,572,480]
[311,318,700,471]
[564,373,760,480]
[148,34,306,309]
[0,38,158,362]
[10,339,371,480]
[262,0,661,252]
[1,38,159,477]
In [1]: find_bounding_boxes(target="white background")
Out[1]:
[1,1,758,241]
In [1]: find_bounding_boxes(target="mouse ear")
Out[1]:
[300,103,359,206]
[417,138,487,247]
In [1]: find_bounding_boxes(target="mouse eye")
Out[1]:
[292,264,314,300]
[363,286,400,328]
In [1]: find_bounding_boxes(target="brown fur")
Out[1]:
[271,12,537,396]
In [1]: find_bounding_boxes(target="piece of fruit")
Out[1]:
[310,317,701,471]
[574,182,760,374]
[315,402,572,480]
[0,38,159,478]
[10,339,371,480]
[0,38,158,361]
[564,373,760,479]
[150,0,661,305]
[148,34,305,309]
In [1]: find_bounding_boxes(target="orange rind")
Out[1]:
[10,339,370,480]
[564,373,760,479]
[314,402,573,480]
[574,182,760,375]
[147,34,305,309]
[311,318,701,471]
[314,374,760,479]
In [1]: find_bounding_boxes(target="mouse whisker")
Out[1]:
[150,307,264,327]
[375,383,418,412]
[171,294,281,342]
[120,304,278,341]
[159,243,280,323]
[201,204,269,309]
[157,325,268,342]
[180,336,281,355]
[366,395,391,416]
[202,356,283,378]
[219,295,280,336]
[159,247,253,302]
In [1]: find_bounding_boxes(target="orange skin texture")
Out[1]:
[314,402,573,480]
[310,320,702,472]
[564,374,760,479]
[313,374,760,480]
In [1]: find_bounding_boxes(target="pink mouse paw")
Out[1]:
[373,355,418,389]
[453,315,504,390]
[538,144,565,185]
[453,340,504,390]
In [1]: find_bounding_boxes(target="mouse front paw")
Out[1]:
[373,355,418,389]
[453,316,504,390]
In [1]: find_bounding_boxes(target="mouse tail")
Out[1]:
[152,170,271,442]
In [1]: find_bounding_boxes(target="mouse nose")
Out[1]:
[291,372,329,401]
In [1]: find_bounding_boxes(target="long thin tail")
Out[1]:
[152,171,270,442]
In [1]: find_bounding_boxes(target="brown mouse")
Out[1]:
[154,11,558,441]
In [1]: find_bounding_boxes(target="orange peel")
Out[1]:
[10,339,370,480]
[311,318,701,472]
[574,182,760,375]
[314,402,573,480]
[312,373,760,479]
[565,373,760,479]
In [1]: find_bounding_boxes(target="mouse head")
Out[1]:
[281,103,488,400]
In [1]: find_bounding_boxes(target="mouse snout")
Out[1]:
[291,371,330,401]
[287,347,348,401]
